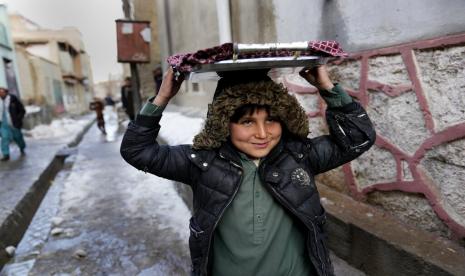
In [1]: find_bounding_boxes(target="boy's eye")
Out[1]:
[240,119,253,125]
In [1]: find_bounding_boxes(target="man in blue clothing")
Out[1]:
[0,87,26,161]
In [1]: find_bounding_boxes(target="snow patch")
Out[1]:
[123,169,191,241]
[159,111,204,145]
[25,105,41,114]
[26,117,90,140]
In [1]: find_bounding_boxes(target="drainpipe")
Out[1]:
[122,0,141,118]
[156,0,173,73]
[216,0,232,43]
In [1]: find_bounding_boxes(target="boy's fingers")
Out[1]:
[299,67,311,77]
[299,66,320,78]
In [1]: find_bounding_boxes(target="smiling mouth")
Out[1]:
[252,142,269,149]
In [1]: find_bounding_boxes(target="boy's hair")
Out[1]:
[229,104,272,123]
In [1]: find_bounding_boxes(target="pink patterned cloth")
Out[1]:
[167,41,348,72]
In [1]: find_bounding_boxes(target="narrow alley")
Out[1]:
[1,109,192,275]
[1,1,464,275]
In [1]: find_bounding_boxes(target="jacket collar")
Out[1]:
[283,137,307,162]
[218,140,242,165]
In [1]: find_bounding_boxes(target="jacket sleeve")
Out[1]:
[17,98,25,120]
[306,101,376,175]
[120,114,195,185]
[11,95,25,120]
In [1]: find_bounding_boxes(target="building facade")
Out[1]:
[0,5,21,97]
[10,14,94,115]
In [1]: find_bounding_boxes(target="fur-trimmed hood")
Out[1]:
[193,75,309,149]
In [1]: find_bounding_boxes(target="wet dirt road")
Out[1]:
[2,110,191,275]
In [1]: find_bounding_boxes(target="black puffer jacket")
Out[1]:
[1,94,26,129]
[120,101,376,276]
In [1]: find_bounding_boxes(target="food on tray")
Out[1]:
[167,41,348,73]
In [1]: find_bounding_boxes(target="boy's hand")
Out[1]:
[299,65,334,90]
[154,67,185,106]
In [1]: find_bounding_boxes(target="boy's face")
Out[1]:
[229,109,282,159]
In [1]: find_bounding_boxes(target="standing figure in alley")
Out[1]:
[0,87,26,161]
[121,66,376,276]
[120,77,135,121]
[104,93,116,107]
[89,97,106,135]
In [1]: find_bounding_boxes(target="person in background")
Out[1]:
[104,93,116,106]
[120,77,135,121]
[121,66,376,276]
[0,87,26,161]
[89,98,106,135]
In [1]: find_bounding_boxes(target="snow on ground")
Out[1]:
[123,170,192,240]
[25,105,41,114]
[24,116,91,140]
[158,111,204,145]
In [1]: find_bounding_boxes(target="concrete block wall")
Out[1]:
[283,33,465,241]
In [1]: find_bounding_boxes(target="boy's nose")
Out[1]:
[255,123,267,139]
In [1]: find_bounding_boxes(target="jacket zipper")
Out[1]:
[309,220,327,276]
[203,154,243,275]
[336,122,347,136]
[351,140,369,150]
[334,114,347,137]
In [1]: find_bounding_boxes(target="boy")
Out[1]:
[121,66,375,275]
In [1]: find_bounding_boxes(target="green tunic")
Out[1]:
[212,155,312,276]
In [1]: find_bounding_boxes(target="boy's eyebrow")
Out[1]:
[239,114,274,121]
[238,116,254,121]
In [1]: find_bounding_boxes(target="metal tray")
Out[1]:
[184,56,328,82]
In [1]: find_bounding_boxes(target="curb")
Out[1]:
[0,118,96,268]
[67,118,95,148]
[319,184,465,276]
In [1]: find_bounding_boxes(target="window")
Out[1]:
[192,82,199,92]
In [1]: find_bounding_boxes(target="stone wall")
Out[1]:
[283,33,465,240]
